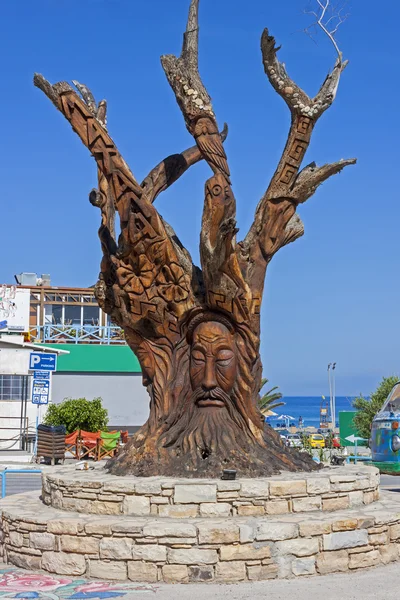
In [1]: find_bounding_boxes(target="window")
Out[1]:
[0,375,25,400]
[64,305,81,326]
[83,306,100,326]
[51,305,63,325]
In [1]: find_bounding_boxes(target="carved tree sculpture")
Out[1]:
[34,0,355,477]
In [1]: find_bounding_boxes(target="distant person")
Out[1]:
[298,416,303,428]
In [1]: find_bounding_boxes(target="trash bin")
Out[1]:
[37,424,66,465]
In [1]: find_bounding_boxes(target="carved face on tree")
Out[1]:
[190,321,237,408]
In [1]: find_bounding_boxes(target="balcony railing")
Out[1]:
[30,325,125,345]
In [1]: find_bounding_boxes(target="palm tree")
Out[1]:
[258,378,285,415]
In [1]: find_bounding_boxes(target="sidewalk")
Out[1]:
[0,563,398,599]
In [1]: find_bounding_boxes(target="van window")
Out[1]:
[379,383,400,415]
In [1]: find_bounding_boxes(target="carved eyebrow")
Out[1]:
[196,334,227,343]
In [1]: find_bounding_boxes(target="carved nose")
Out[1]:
[202,360,217,391]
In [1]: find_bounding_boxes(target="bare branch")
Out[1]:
[141,124,228,203]
[303,0,350,62]
[290,157,356,203]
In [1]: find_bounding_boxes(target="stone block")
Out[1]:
[135,481,162,495]
[349,549,381,569]
[349,491,364,506]
[188,565,214,582]
[322,496,349,511]
[215,561,246,582]
[143,523,196,538]
[240,524,255,543]
[265,500,290,515]
[317,550,348,574]
[380,544,399,564]
[89,560,127,580]
[292,496,321,512]
[220,543,270,561]
[332,519,359,532]
[369,532,389,545]
[128,561,158,582]
[198,523,240,544]
[122,496,150,516]
[174,484,217,504]
[61,535,99,555]
[323,529,368,551]
[9,531,23,547]
[247,563,278,580]
[30,532,56,551]
[42,551,86,575]
[239,480,270,498]
[200,503,231,517]
[100,538,133,560]
[390,524,400,541]
[276,537,319,557]
[111,522,143,535]
[292,557,316,576]
[256,522,298,541]
[237,505,265,516]
[8,551,41,571]
[299,522,331,537]
[363,491,375,504]
[61,498,91,513]
[306,477,331,494]
[217,481,241,492]
[90,501,121,516]
[269,480,306,497]
[103,481,136,494]
[132,544,167,561]
[168,548,218,565]
[85,522,112,536]
[217,491,239,500]
[47,520,81,535]
[162,565,189,583]
[151,497,169,505]
[159,505,198,518]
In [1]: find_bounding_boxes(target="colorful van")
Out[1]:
[371,381,400,474]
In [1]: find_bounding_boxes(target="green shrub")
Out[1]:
[353,376,399,439]
[43,397,108,434]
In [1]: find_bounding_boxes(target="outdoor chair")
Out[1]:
[96,431,121,461]
[79,430,101,460]
[65,430,80,459]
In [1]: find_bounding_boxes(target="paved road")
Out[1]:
[380,474,400,489]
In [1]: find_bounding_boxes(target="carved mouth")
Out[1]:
[197,398,225,408]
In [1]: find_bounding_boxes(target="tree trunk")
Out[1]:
[33,0,355,478]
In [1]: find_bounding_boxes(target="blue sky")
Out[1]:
[0,0,398,396]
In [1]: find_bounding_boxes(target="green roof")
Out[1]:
[40,344,141,373]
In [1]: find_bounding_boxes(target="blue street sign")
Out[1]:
[0,321,7,330]
[33,370,51,381]
[31,378,50,405]
[29,352,57,372]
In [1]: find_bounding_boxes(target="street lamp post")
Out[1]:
[332,362,337,430]
[327,363,333,428]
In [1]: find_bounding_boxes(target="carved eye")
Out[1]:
[216,350,234,367]
[212,185,222,196]
[192,351,205,365]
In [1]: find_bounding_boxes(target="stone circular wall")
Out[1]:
[42,465,380,518]
[0,482,399,583]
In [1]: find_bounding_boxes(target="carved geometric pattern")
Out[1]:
[288,139,308,163]
[57,91,193,340]
[296,116,312,135]
[279,163,297,185]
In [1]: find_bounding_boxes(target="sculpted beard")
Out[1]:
[163,384,251,458]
